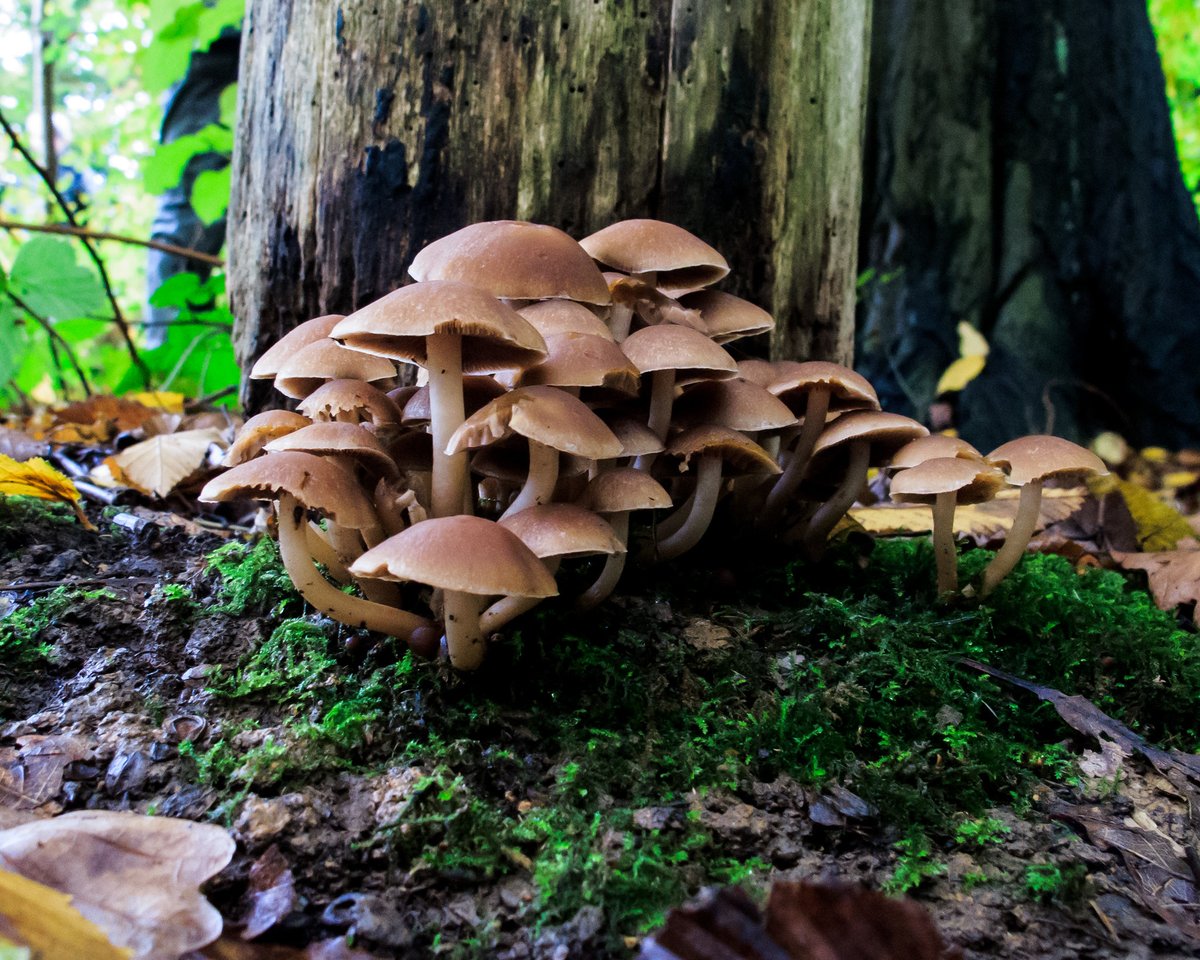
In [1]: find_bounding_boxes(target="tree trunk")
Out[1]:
[229,0,871,410]
[858,0,1200,450]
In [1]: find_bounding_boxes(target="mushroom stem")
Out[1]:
[578,512,630,610]
[646,369,676,441]
[609,302,634,342]
[443,590,487,670]
[931,490,959,597]
[276,493,432,640]
[979,479,1043,597]
[653,455,723,561]
[801,439,870,560]
[761,388,830,527]
[427,332,470,519]
[656,482,698,540]
[480,558,562,633]
[501,441,560,519]
[306,523,352,583]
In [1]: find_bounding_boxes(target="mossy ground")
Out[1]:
[183,533,1200,954]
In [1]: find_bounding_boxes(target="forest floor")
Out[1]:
[2,497,1200,959]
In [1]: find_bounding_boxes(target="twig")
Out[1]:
[7,290,94,396]
[0,108,151,387]
[0,218,224,266]
[0,576,159,593]
[185,384,238,411]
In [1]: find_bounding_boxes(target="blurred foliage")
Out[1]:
[1149,0,1200,213]
[0,0,242,408]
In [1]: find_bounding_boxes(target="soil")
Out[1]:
[1,500,1199,959]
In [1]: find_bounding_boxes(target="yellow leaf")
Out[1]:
[1089,475,1194,551]
[126,391,186,414]
[0,456,94,530]
[957,320,990,358]
[109,428,225,498]
[0,869,131,960]
[935,355,987,395]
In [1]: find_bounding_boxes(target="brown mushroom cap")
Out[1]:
[225,410,312,466]
[735,359,779,387]
[296,379,404,425]
[986,435,1109,486]
[672,379,798,433]
[499,503,625,558]
[408,221,611,305]
[331,280,548,374]
[680,290,774,343]
[518,299,615,341]
[402,376,507,426]
[350,515,559,598]
[580,467,672,513]
[516,333,640,395]
[888,434,983,473]
[890,457,1007,505]
[264,421,397,476]
[580,219,730,296]
[273,340,397,400]
[621,324,738,380]
[199,450,377,530]
[811,410,929,460]
[768,361,880,414]
[665,425,782,476]
[446,385,623,460]
[602,416,665,458]
[250,315,345,380]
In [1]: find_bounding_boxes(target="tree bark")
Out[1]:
[858,0,1200,450]
[229,0,872,410]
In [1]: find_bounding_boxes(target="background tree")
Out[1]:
[857,0,1200,450]
[227,0,872,410]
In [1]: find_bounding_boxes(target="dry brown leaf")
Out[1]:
[853,486,1084,539]
[55,395,166,434]
[0,455,94,529]
[0,868,131,960]
[1111,549,1200,611]
[0,428,48,462]
[0,810,236,960]
[0,735,92,811]
[108,427,226,498]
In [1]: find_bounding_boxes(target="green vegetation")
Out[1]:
[1150,0,1200,212]
[0,585,70,667]
[205,537,299,616]
[1024,861,1090,906]
[189,534,1200,951]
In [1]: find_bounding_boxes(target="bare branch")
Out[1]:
[6,290,94,397]
[0,218,224,266]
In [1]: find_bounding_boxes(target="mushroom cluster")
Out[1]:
[201,219,1106,669]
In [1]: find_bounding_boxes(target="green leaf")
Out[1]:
[0,301,29,389]
[9,238,107,321]
[191,166,231,225]
[138,1,206,93]
[143,125,234,194]
[150,273,204,310]
[218,84,239,128]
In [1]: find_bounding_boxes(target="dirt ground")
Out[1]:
[1,500,1198,959]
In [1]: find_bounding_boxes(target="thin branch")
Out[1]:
[0,108,151,387]
[0,218,224,266]
[6,290,94,396]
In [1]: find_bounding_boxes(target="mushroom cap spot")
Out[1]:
[890,457,1007,505]
[264,421,397,475]
[680,290,774,343]
[408,221,611,305]
[516,333,640,395]
[446,386,623,460]
[518,299,615,341]
[735,359,780,387]
[225,410,312,466]
[349,515,559,598]
[402,376,507,425]
[672,379,798,433]
[296,379,404,425]
[621,324,738,379]
[580,219,730,296]
[602,416,664,458]
[331,280,548,374]
[199,451,377,529]
[665,425,782,476]
[768,361,880,413]
[811,410,929,460]
[250,314,345,380]
[273,340,397,400]
[888,434,983,472]
[499,503,625,558]
[581,467,672,513]
[986,435,1109,486]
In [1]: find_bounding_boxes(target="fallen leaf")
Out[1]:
[201,935,377,959]
[108,428,226,498]
[0,429,47,462]
[241,845,296,940]
[126,391,187,414]
[0,810,236,960]
[55,395,165,434]
[854,486,1084,539]
[0,868,131,960]
[682,619,732,651]
[0,455,93,529]
[1111,549,1200,612]
[0,735,92,811]
[1090,475,1195,551]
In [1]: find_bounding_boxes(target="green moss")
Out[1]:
[206,537,298,616]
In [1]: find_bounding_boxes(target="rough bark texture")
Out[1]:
[859,0,1200,450]
[230,0,871,410]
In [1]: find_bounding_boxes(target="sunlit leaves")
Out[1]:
[8,238,106,321]
[143,125,234,194]
[191,166,232,224]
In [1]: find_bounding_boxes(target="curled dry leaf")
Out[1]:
[1112,548,1200,612]
[0,810,236,960]
[107,427,227,498]
[0,868,131,960]
[852,486,1084,540]
[0,454,94,529]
